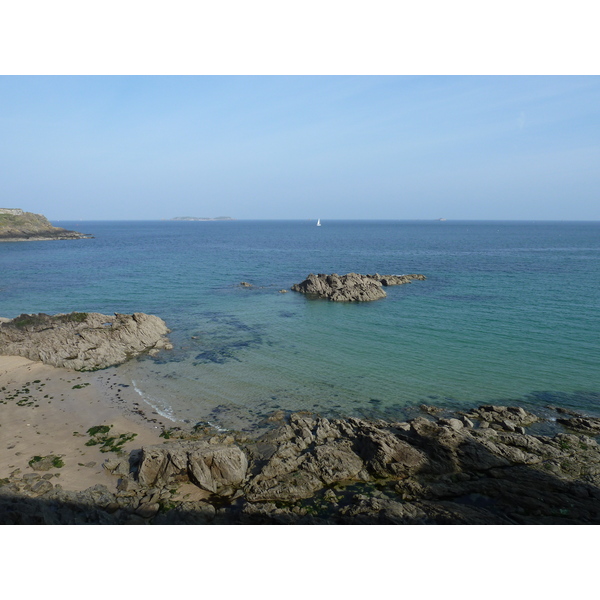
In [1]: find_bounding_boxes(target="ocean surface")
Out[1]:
[1,220,599,430]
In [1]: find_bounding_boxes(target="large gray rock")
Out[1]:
[468,405,539,428]
[188,446,248,494]
[245,469,324,502]
[244,414,427,502]
[137,442,248,495]
[291,272,426,302]
[0,311,173,370]
[291,273,386,302]
[303,442,365,484]
[137,445,189,488]
[353,426,427,478]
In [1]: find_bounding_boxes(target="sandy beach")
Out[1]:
[0,355,171,492]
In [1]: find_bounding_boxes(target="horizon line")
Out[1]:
[49,218,600,222]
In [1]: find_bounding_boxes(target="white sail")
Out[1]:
[317,219,321,226]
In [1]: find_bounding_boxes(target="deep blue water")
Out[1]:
[1,220,599,429]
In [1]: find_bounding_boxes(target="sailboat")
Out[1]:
[316,218,321,227]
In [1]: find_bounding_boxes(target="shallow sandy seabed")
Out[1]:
[0,356,170,492]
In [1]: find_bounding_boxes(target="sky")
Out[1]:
[1,75,599,221]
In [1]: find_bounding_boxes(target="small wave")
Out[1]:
[207,421,229,432]
[132,380,178,422]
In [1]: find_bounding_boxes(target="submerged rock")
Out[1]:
[368,273,427,286]
[0,311,173,370]
[467,405,539,429]
[291,272,426,302]
[556,417,600,435]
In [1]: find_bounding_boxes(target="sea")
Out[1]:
[1,220,599,430]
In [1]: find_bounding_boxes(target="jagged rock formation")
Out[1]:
[138,442,248,494]
[4,404,600,524]
[0,208,92,241]
[291,272,426,302]
[556,416,600,435]
[0,312,172,370]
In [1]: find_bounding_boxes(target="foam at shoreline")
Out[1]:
[132,379,178,423]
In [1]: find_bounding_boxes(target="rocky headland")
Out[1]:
[0,312,173,371]
[2,403,600,524]
[291,272,426,302]
[0,208,92,241]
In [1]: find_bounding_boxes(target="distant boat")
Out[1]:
[317,219,321,226]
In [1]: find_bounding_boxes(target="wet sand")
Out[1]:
[0,356,172,491]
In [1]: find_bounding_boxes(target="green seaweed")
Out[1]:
[52,456,65,468]
[87,425,112,437]
[28,454,64,469]
[85,424,137,453]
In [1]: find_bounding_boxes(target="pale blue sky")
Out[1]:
[1,76,599,220]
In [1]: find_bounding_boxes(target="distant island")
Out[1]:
[170,216,234,221]
[0,208,92,242]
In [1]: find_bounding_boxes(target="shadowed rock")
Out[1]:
[5,404,600,524]
[556,416,600,435]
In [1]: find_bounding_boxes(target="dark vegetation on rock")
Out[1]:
[3,404,600,524]
[291,272,426,302]
[0,312,173,370]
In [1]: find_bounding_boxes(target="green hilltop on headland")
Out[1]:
[0,208,92,241]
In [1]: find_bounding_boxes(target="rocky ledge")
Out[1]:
[0,209,92,241]
[0,312,173,371]
[291,272,426,302]
[3,404,600,524]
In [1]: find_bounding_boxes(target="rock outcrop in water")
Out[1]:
[0,312,173,370]
[291,272,426,302]
[4,404,600,524]
[0,208,92,241]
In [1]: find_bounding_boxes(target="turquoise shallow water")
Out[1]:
[1,220,599,429]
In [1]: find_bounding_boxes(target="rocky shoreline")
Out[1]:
[0,232,93,242]
[3,401,600,524]
[2,305,598,525]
